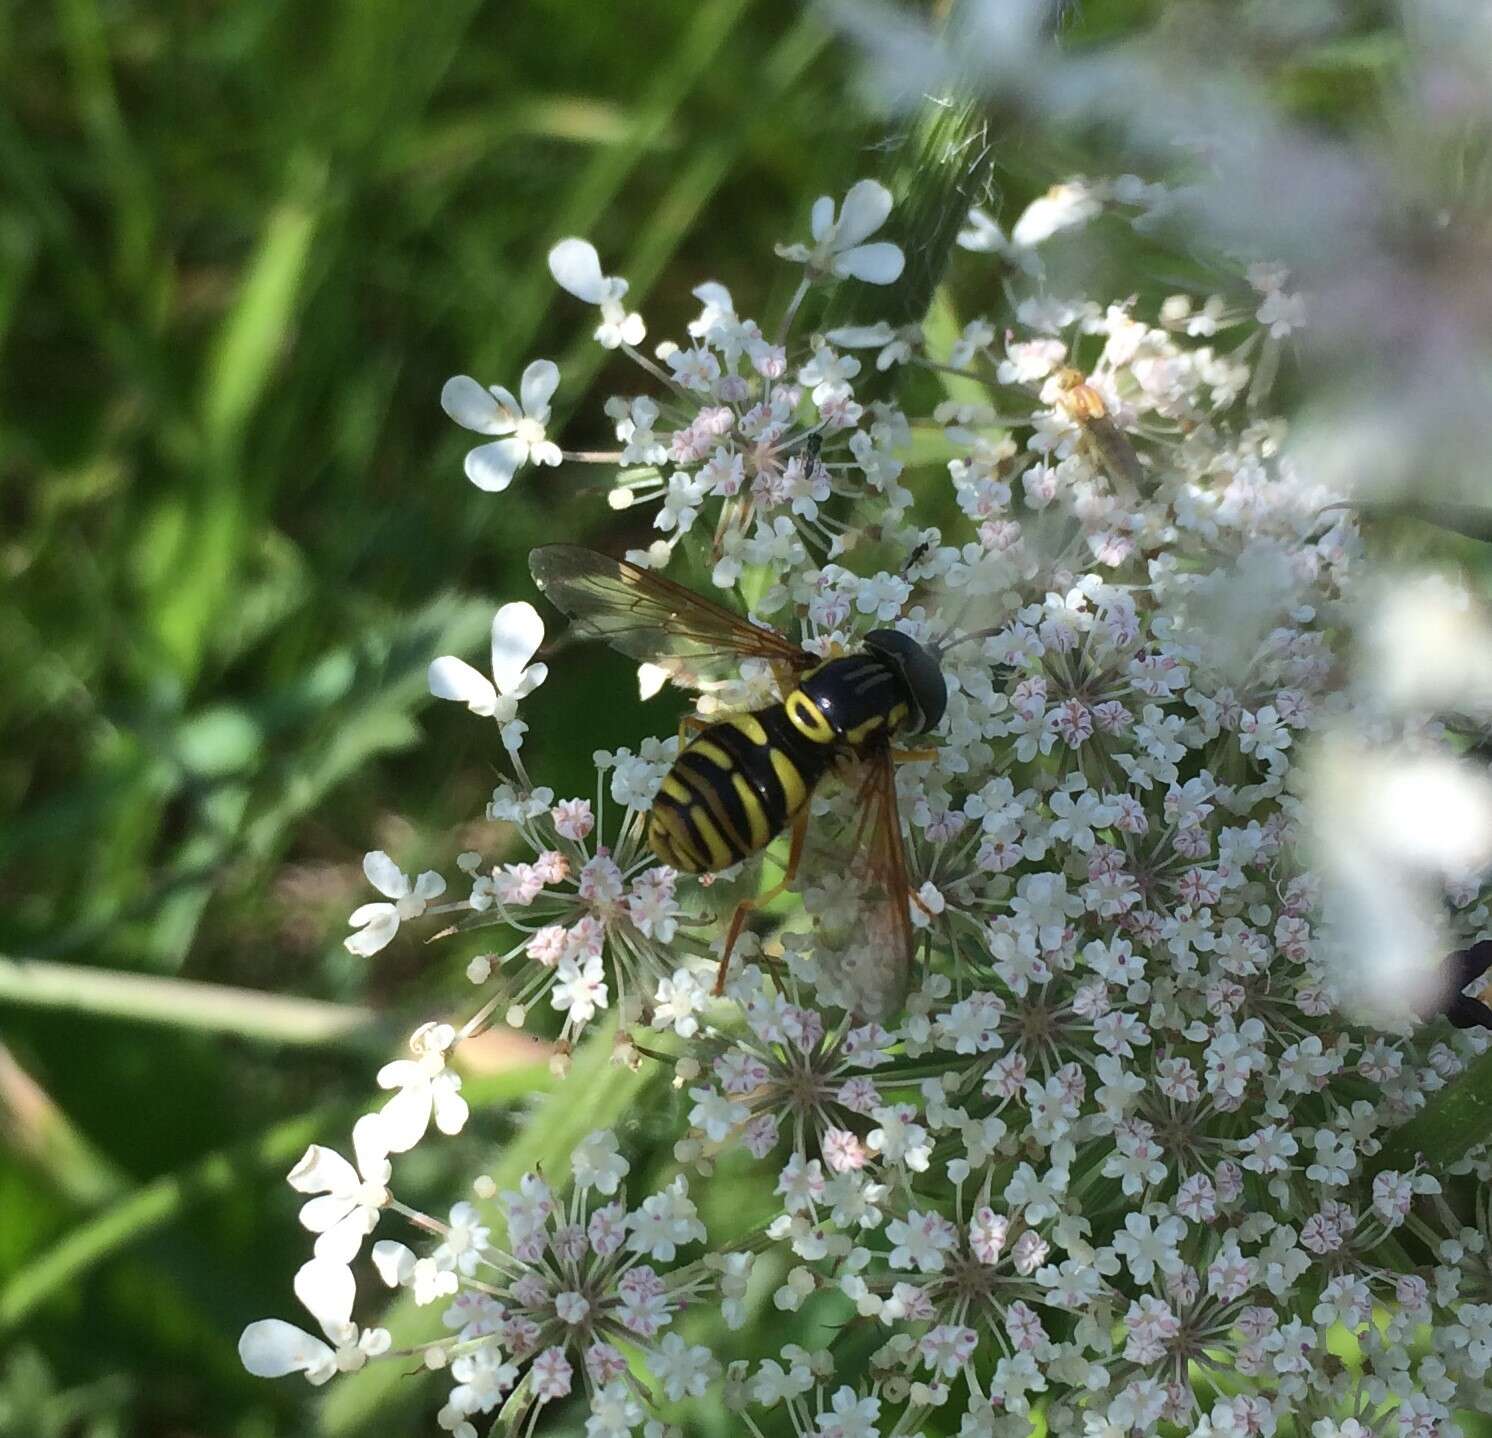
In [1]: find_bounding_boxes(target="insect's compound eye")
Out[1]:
[863,629,947,735]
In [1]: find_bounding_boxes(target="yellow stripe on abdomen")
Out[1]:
[688,739,734,770]
[731,773,772,849]
[725,714,769,747]
[770,749,808,815]
[689,805,736,869]
[649,806,707,872]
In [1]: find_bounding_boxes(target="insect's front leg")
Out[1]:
[713,809,810,996]
[675,711,711,752]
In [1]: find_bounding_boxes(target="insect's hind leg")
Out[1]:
[675,712,711,751]
[713,809,810,996]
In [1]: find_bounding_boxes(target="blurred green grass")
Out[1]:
[4,1,1482,1435]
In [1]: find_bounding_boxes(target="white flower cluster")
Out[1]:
[245,179,1492,1435]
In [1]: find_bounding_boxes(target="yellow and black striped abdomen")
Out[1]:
[647,704,837,874]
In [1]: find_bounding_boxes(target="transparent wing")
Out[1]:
[529,545,810,689]
[793,745,917,1021]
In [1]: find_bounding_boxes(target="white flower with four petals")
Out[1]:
[376,1021,470,1153]
[237,1264,390,1390]
[287,1113,392,1263]
[775,179,905,285]
[441,363,563,492]
[238,1258,391,1385]
[428,601,548,750]
[344,851,445,957]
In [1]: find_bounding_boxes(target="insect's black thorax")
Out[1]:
[792,653,913,753]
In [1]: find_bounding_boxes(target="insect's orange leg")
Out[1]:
[893,747,940,765]
[675,712,710,751]
[713,810,810,995]
[771,661,802,700]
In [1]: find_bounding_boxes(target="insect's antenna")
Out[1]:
[932,626,1004,659]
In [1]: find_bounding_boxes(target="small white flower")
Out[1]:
[287,1113,392,1263]
[650,1332,718,1402]
[548,238,645,349]
[376,1021,469,1153]
[1011,179,1104,248]
[776,179,905,285]
[586,1379,644,1437]
[345,852,445,957]
[441,362,563,492]
[429,602,548,748]
[238,1259,390,1385]
[572,1129,630,1195]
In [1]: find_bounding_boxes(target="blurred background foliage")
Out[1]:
[0,0,1457,1434]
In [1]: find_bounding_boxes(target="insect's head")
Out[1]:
[862,629,947,735]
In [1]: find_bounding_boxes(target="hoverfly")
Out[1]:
[1054,366,1145,501]
[528,545,947,1017]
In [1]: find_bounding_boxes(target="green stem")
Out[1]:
[831,91,995,332]
[0,954,388,1050]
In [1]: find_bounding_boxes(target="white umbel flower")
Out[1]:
[776,179,905,285]
[376,1021,469,1153]
[548,238,645,348]
[441,362,563,491]
[428,602,548,749]
[344,851,445,957]
[238,1259,390,1385]
[287,1113,392,1263]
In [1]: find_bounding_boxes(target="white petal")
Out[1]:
[548,237,608,302]
[360,1327,392,1358]
[638,662,669,701]
[298,1193,357,1234]
[428,656,498,716]
[375,1058,422,1091]
[378,1081,434,1153]
[691,280,734,313]
[529,439,563,468]
[344,906,399,957]
[520,359,560,419]
[432,1078,470,1136]
[294,1257,356,1335]
[507,662,548,700]
[371,1240,417,1288]
[834,180,893,248]
[312,1208,376,1265]
[351,1112,391,1182]
[440,376,516,436]
[833,242,905,286]
[288,1144,358,1196]
[464,438,527,492]
[362,851,410,900]
[239,1319,336,1382]
[462,438,528,495]
[810,194,835,243]
[490,602,545,695]
[412,870,446,902]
